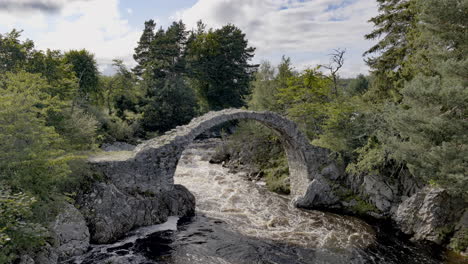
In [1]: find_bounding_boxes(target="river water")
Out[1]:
[68,140,448,264]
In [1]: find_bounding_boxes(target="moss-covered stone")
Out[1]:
[449,227,468,254]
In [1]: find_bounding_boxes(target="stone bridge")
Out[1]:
[85,109,336,243]
[90,109,331,199]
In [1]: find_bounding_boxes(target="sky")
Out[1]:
[0,0,379,77]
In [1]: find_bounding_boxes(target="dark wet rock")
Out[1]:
[295,178,340,209]
[78,184,195,244]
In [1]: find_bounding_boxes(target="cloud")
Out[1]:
[0,0,84,13]
[0,0,140,73]
[176,0,378,77]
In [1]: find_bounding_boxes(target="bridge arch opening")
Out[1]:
[132,109,319,199]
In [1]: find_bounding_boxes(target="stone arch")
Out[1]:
[89,109,329,201]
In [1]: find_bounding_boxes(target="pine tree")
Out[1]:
[383,0,468,196]
[364,0,419,101]
[187,24,257,111]
[133,19,156,77]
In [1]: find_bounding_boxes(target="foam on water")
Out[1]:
[175,141,375,251]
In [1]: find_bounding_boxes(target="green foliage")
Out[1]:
[384,61,468,197]
[276,67,332,139]
[142,77,197,133]
[313,97,370,160]
[345,74,369,96]
[343,0,468,201]
[86,105,140,143]
[449,228,468,254]
[0,29,35,73]
[364,0,419,101]
[133,20,197,134]
[64,49,100,101]
[49,107,99,151]
[133,19,157,77]
[225,121,290,194]
[100,60,140,118]
[0,187,46,263]
[248,61,278,111]
[0,72,71,199]
[27,49,79,100]
[187,24,257,111]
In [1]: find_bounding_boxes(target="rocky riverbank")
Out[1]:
[21,138,466,263]
[211,138,468,256]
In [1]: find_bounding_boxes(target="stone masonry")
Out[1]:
[89,108,331,203]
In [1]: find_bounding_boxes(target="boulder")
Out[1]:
[49,202,90,260]
[394,187,465,244]
[20,202,90,264]
[78,183,195,244]
[361,174,396,212]
[295,177,340,209]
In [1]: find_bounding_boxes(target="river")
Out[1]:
[67,139,448,264]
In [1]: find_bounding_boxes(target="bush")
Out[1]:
[0,186,46,263]
[224,121,290,194]
[86,106,140,144]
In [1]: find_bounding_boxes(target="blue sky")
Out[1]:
[0,0,378,77]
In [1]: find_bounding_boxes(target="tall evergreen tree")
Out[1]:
[383,0,468,197]
[134,21,196,134]
[187,24,257,111]
[364,0,419,101]
[133,19,156,77]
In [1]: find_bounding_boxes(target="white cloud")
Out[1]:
[176,0,378,77]
[0,0,140,73]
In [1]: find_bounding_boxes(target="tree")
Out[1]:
[385,64,467,196]
[276,68,332,139]
[346,74,369,96]
[382,0,468,197]
[134,21,196,134]
[274,56,295,113]
[141,77,197,133]
[187,24,257,111]
[144,20,189,83]
[0,72,71,199]
[364,0,419,101]
[133,19,156,77]
[28,49,79,100]
[99,59,137,116]
[321,48,345,97]
[0,29,34,73]
[64,49,100,102]
[248,61,278,111]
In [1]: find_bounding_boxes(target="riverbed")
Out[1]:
[67,139,446,264]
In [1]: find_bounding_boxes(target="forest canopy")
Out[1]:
[0,0,467,260]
